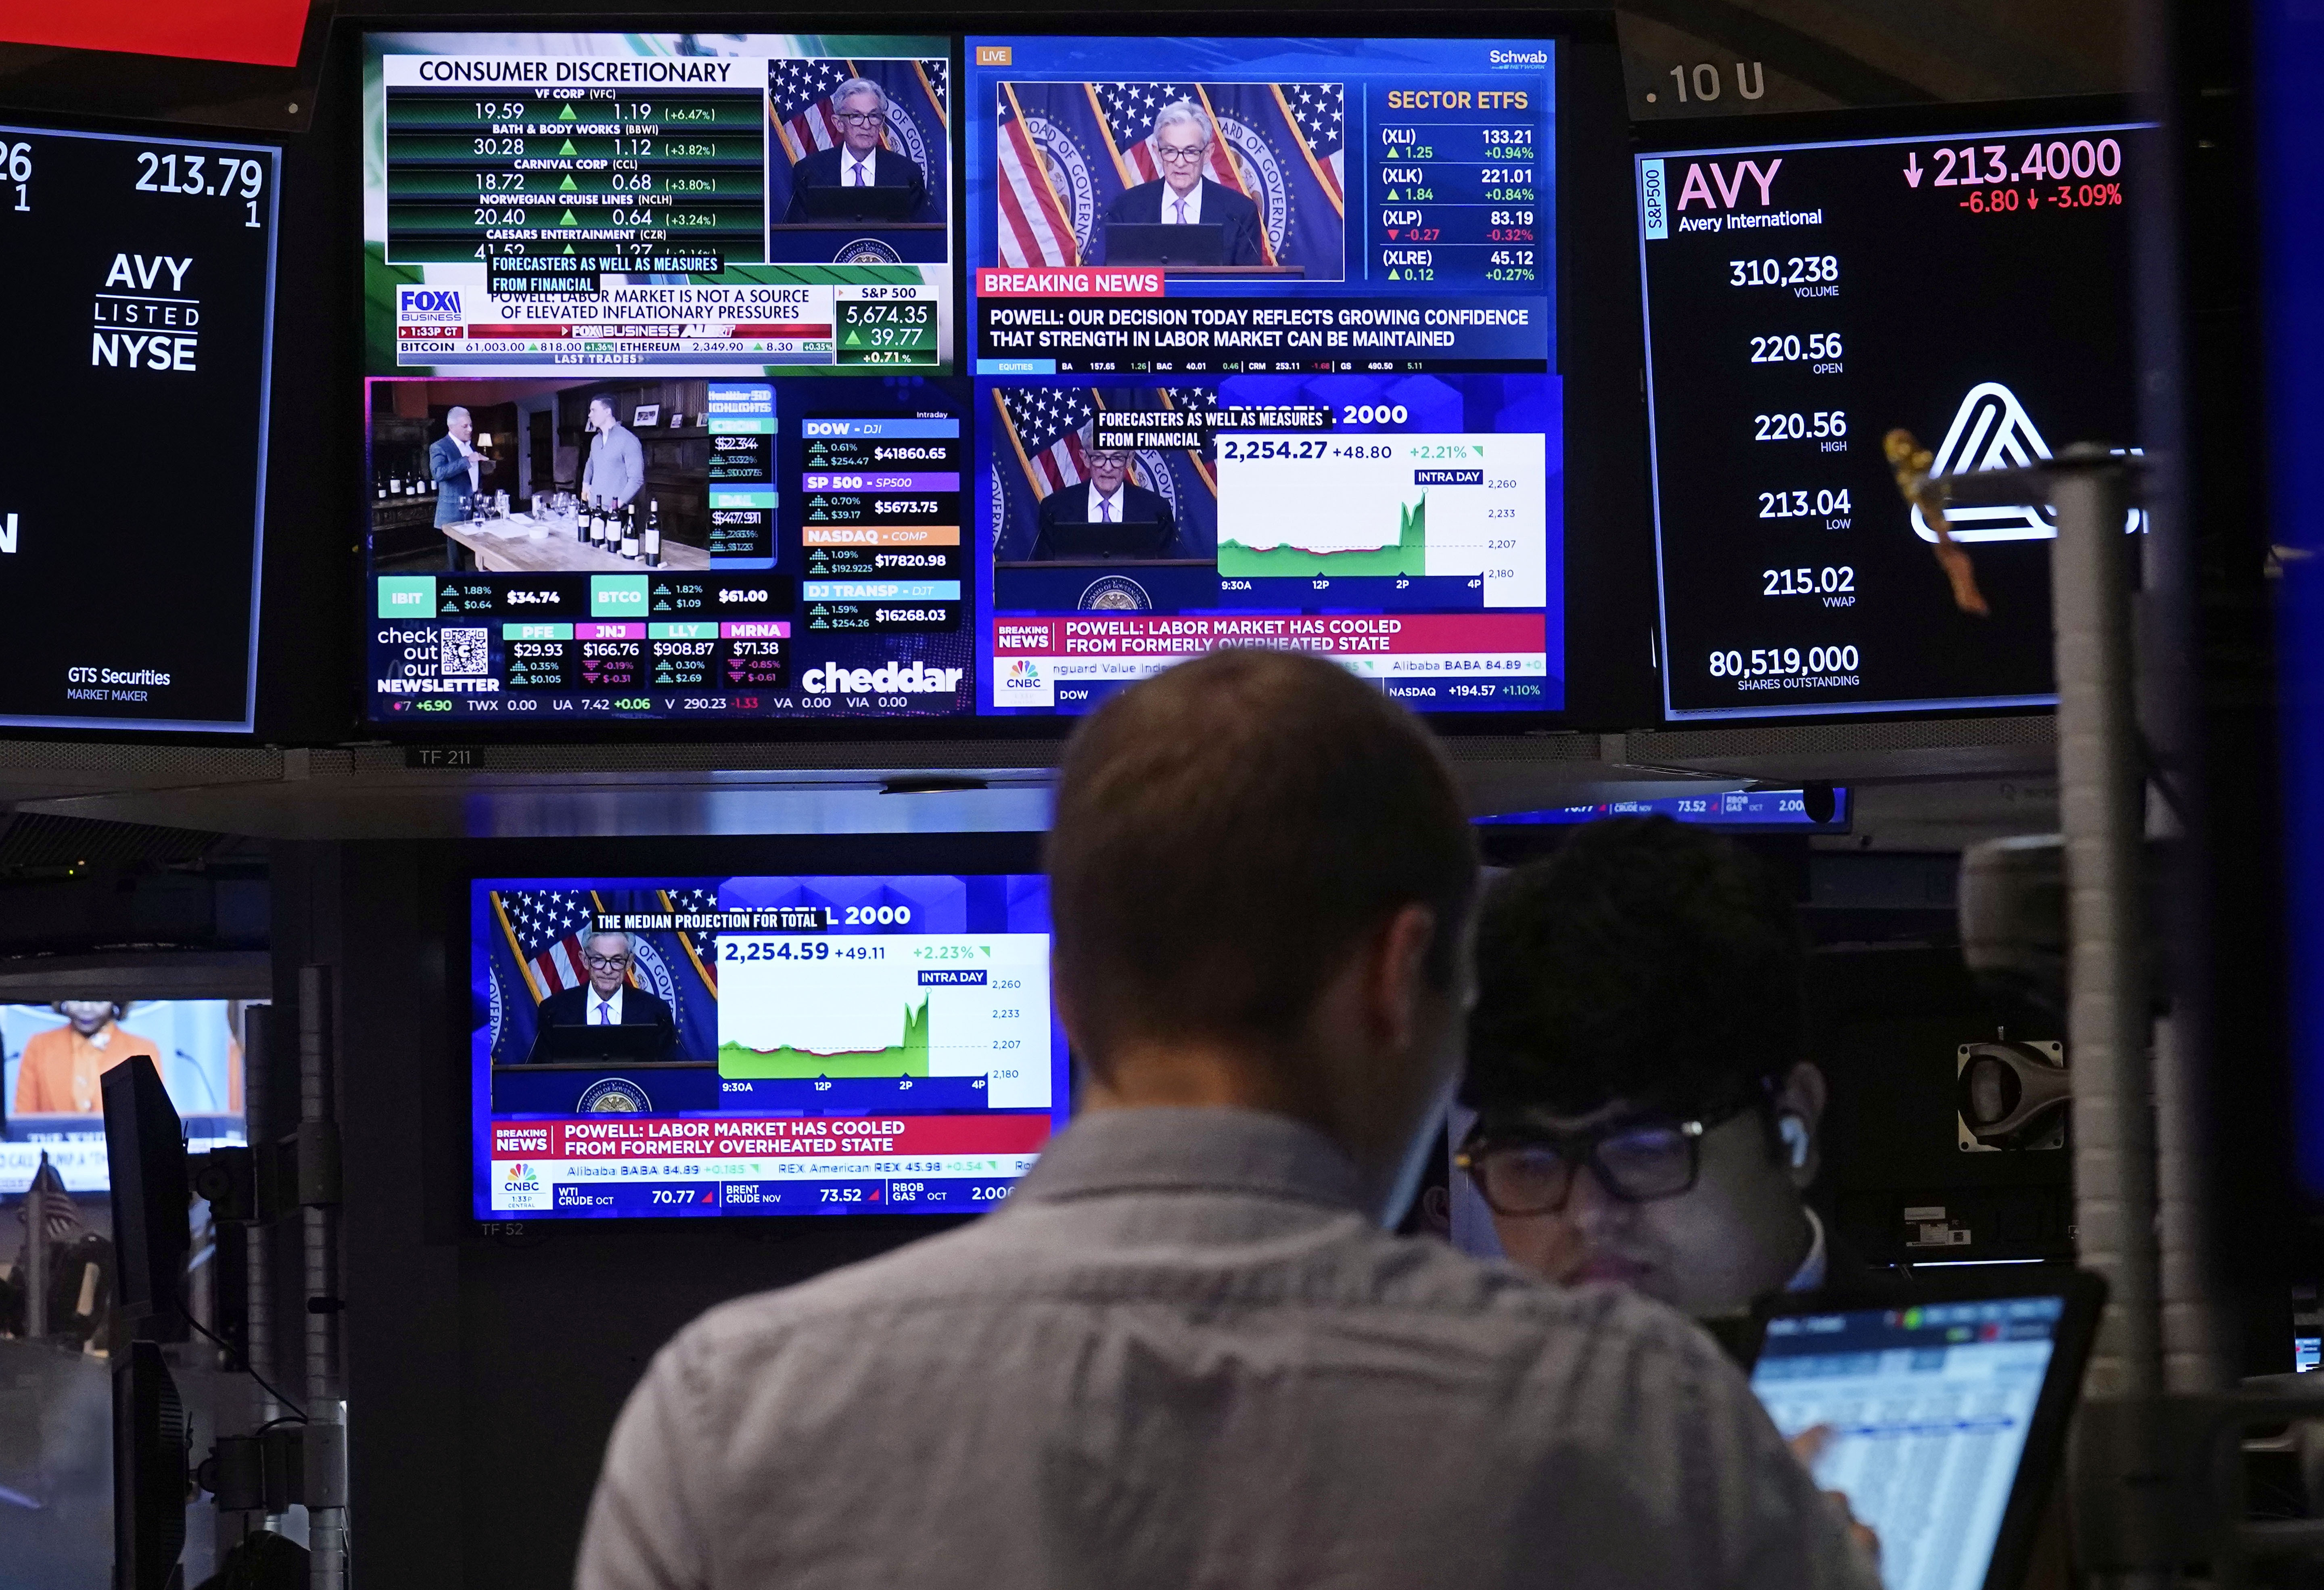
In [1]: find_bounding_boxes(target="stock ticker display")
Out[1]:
[473,874,1067,1220]
[364,32,1567,727]
[1,122,278,731]
[1637,121,2155,721]
[968,36,1564,715]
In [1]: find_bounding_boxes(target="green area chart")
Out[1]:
[1216,496,1427,577]
[719,996,931,1078]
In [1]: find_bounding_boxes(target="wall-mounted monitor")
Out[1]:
[0,121,278,732]
[471,872,1066,1219]
[3,1000,255,1198]
[966,35,1563,717]
[1635,116,2155,722]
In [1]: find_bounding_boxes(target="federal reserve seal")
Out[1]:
[830,237,904,266]
[1078,575,1153,611]
[577,1077,652,1114]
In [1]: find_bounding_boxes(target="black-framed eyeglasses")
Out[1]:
[1455,1088,1768,1216]
[581,952,632,971]
[835,110,887,126]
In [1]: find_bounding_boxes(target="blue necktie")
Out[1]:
[597,1000,612,1025]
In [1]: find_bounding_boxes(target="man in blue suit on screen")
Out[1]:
[526,930,678,1063]
[784,77,929,222]
[1097,102,1264,266]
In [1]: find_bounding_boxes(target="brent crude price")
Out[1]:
[1635,121,2153,720]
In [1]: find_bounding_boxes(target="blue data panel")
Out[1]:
[471,872,1070,1221]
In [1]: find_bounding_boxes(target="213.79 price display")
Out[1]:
[0,121,278,730]
[1636,119,2154,720]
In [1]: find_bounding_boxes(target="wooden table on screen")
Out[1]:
[440,515,711,574]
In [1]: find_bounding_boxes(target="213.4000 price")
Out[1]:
[1708,644,1860,680]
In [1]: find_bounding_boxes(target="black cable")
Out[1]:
[176,1293,307,1421]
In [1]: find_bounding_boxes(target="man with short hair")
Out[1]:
[576,651,1876,1590]
[430,405,493,569]
[783,77,929,222]
[1096,100,1264,265]
[580,396,644,514]
[525,931,676,1063]
[1460,816,1880,1315]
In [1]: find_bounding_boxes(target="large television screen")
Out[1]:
[1635,117,2155,721]
[966,35,1563,716]
[0,121,278,732]
[363,32,972,729]
[472,873,1066,1219]
[3,1001,254,1198]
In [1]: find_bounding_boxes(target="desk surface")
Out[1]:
[441,515,711,574]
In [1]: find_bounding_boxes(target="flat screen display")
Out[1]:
[472,873,1066,1219]
[965,36,1563,715]
[0,121,277,731]
[1752,1294,2067,1590]
[363,33,972,728]
[3,1000,254,1197]
[363,32,953,377]
[1636,120,2155,721]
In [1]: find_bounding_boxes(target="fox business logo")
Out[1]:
[399,287,463,317]
[799,661,967,695]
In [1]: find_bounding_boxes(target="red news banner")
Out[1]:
[493,1113,1054,1161]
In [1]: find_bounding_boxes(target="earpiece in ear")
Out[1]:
[1779,1114,1810,1169]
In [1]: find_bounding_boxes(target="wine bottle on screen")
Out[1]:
[621,504,640,561]
[644,499,662,567]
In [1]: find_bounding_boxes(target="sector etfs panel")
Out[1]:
[0,122,277,731]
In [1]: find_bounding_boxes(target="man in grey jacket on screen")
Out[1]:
[581,394,643,510]
[575,649,1878,1590]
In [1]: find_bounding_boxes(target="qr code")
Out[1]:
[441,628,489,677]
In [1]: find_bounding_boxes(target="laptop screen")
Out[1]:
[1750,1293,2067,1590]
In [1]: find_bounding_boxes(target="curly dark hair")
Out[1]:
[1461,816,1805,1121]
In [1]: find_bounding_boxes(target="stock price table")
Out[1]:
[0,122,278,730]
[799,417,963,638]
[1369,84,1546,289]
[385,76,766,282]
[1637,122,2153,720]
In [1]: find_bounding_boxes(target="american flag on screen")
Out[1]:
[659,885,721,995]
[491,889,605,1001]
[770,59,858,163]
[1278,82,1346,207]
[994,388,1095,497]
[995,86,1080,267]
[1091,83,1272,263]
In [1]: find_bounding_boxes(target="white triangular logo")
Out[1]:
[1910,382,2145,543]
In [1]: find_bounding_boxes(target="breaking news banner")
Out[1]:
[964,36,1554,377]
[976,370,1564,718]
[472,872,1069,1220]
[364,32,955,377]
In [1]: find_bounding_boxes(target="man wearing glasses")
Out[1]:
[526,930,678,1063]
[1030,424,1179,560]
[1460,817,1892,1316]
[1097,100,1264,266]
[784,77,929,223]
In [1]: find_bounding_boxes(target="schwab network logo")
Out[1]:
[1910,382,2145,544]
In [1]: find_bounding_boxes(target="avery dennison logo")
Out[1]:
[1910,383,2144,544]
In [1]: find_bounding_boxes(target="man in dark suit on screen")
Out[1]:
[1032,431,1179,560]
[525,930,678,1063]
[784,77,929,223]
[1096,101,1264,267]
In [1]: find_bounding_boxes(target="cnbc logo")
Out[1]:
[1003,658,1042,690]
